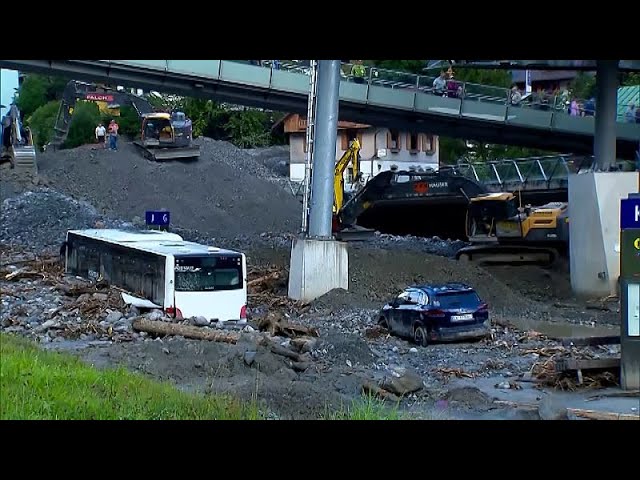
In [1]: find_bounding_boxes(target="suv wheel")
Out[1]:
[414,325,429,347]
[378,316,389,330]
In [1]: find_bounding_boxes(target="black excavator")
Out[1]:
[334,166,488,241]
[49,80,200,161]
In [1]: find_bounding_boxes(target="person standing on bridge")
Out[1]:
[350,61,367,84]
[625,103,637,123]
[108,119,119,151]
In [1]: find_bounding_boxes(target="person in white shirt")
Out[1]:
[95,123,106,149]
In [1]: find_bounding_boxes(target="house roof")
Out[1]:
[271,113,372,134]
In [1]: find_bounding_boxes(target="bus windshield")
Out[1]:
[174,255,242,292]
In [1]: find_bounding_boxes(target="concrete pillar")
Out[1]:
[593,60,619,171]
[307,60,341,239]
[288,60,349,302]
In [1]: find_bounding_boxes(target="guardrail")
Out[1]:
[257,60,638,126]
[453,155,635,191]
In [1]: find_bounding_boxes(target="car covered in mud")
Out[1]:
[378,283,490,346]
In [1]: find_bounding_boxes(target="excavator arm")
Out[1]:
[333,138,361,214]
[50,81,154,149]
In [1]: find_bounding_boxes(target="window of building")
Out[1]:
[421,134,435,153]
[408,132,419,153]
[341,129,360,150]
[387,129,401,151]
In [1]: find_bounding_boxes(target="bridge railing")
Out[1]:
[252,60,636,126]
[454,155,602,191]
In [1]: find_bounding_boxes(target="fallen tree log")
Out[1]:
[247,271,280,289]
[132,318,240,344]
[4,269,45,281]
[257,313,319,338]
[361,381,401,403]
[270,343,302,362]
[567,408,639,421]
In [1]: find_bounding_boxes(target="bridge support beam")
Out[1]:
[569,60,639,297]
[593,60,619,171]
[288,60,349,302]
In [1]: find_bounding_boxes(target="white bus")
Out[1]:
[62,229,247,322]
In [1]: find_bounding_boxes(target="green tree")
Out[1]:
[621,72,640,86]
[63,101,101,149]
[107,105,141,138]
[16,74,69,119]
[27,101,60,149]
[224,109,271,148]
[568,72,596,99]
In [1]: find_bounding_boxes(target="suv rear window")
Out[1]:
[436,291,481,309]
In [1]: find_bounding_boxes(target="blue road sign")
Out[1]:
[145,210,170,226]
[621,199,640,230]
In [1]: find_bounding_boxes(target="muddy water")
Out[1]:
[507,317,619,338]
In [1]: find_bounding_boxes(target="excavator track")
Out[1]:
[455,244,558,267]
[133,141,200,161]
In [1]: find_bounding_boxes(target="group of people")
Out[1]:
[625,104,640,124]
[94,119,119,150]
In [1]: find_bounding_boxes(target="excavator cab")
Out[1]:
[140,111,193,149]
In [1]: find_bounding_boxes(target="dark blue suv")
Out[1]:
[378,283,490,346]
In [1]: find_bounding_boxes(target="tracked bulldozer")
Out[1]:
[455,192,569,266]
[1,104,37,174]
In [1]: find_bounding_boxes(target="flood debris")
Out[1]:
[257,312,319,338]
[132,318,241,344]
[528,344,621,390]
[567,408,639,421]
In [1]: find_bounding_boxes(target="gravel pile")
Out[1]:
[0,189,130,251]
[34,140,301,239]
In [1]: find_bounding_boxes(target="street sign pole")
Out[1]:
[619,195,640,389]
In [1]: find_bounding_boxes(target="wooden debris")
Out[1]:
[517,330,546,342]
[586,390,640,401]
[567,408,639,421]
[269,343,302,362]
[247,271,281,289]
[257,312,318,338]
[4,269,45,281]
[522,346,567,357]
[361,381,401,403]
[435,367,475,379]
[555,357,620,372]
[132,318,239,344]
[561,336,620,347]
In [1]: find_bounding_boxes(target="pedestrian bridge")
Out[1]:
[2,60,638,158]
[454,154,605,193]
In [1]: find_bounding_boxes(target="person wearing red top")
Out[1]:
[108,119,119,150]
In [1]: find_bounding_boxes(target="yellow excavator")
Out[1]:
[333,137,361,214]
[455,191,569,266]
[331,138,376,240]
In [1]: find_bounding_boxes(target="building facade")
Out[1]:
[274,114,440,185]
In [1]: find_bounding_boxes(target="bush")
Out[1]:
[107,105,141,138]
[225,109,272,148]
[63,101,102,149]
[27,100,60,149]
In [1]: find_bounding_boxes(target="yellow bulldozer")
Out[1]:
[455,191,569,266]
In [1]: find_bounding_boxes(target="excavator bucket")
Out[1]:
[11,145,37,174]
